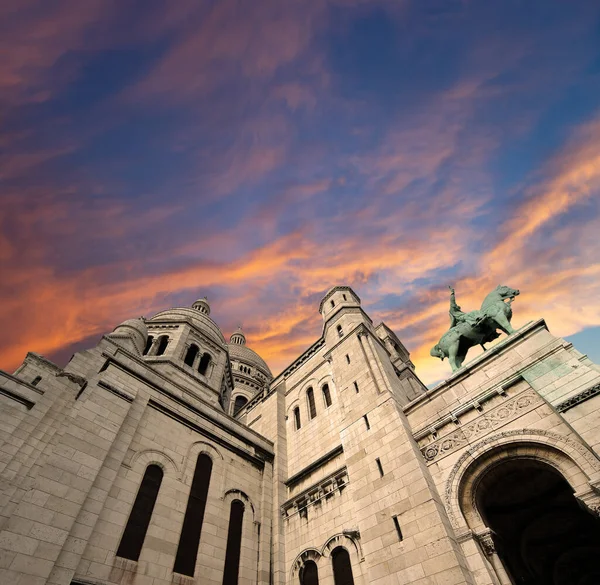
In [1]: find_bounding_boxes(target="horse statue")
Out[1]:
[430,285,520,372]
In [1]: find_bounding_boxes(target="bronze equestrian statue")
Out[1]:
[430,285,520,372]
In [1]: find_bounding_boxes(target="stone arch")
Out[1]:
[222,488,256,520]
[128,448,180,475]
[321,532,364,562]
[286,398,301,420]
[445,428,600,532]
[230,391,252,416]
[181,441,223,485]
[290,548,322,582]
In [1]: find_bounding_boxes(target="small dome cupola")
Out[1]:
[229,326,246,346]
[110,317,148,355]
[192,297,211,316]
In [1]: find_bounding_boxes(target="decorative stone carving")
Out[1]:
[475,529,496,556]
[421,390,540,462]
[55,371,87,387]
[430,285,520,371]
[282,468,349,521]
[556,383,600,412]
[444,428,600,528]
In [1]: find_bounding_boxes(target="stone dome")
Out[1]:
[111,317,148,355]
[149,307,225,345]
[228,343,272,377]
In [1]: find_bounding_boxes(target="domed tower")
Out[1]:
[106,317,148,355]
[143,296,229,407]
[227,327,272,417]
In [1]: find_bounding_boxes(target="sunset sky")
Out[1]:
[2,0,600,386]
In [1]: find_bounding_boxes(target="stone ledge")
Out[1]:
[404,318,548,413]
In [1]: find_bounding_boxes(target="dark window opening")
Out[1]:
[31,376,42,386]
[294,407,301,430]
[353,381,359,393]
[198,352,211,376]
[143,335,154,355]
[307,387,317,419]
[116,464,163,561]
[337,325,343,338]
[342,294,347,301]
[332,547,354,585]
[233,395,248,416]
[330,300,335,308]
[363,414,370,430]
[376,458,384,477]
[300,560,319,585]
[184,344,199,366]
[173,454,213,576]
[155,335,169,356]
[222,500,244,585]
[345,354,350,364]
[322,384,332,408]
[392,516,403,541]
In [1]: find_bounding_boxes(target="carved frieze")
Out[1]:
[421,390,541,463]
[556,383,600,412]
[282,468,348,521]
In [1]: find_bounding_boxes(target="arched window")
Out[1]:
[332,547,354,585]
[155,335,169,356]
[322,384,332,407]
[184,344,199,366]
[143,335,154,355]
[232,396,248,416]
[31,375,42,386]
[294,407,301,430]
[198,352,211,376]
[116,464,163,561]
[300,560,319,585]
[307,387,317,419]
[222,500,244,585]
[173,454,213,576]
[336,324,343,338]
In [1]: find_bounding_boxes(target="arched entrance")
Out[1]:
[476,458,600,585]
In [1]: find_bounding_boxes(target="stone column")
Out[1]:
[473,529,512,585]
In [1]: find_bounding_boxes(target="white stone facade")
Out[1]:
[1,287,599,585]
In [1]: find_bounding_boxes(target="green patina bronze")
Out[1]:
[430,285,520,372]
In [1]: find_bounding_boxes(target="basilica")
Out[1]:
[1,286,599,585]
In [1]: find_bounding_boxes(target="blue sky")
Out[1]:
[1,0,599,383]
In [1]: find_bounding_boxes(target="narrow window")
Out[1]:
[363,414,370,430]
[198,352,211,376]
[322,384,332,408]
[173,454,213,576]
[294,407,301,430]
[392,516,403,541]
[376,458,384,477]
[353,381,359,393]
[222,500,244,585]
[332,547,354,585]
[232,395,248,416]
[155,335,169,356]
[342,294,347,301]
[307,387,317,419]
[31,376,42,386]
[116,464,163,561]
[337,324,343,338]
[300,560,319,585]
[345,354,350,364]
[330,300,335,308]
[143,335,154,355]
[184,344,199,367]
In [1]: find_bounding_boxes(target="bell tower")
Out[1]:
[318,285,474,585]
